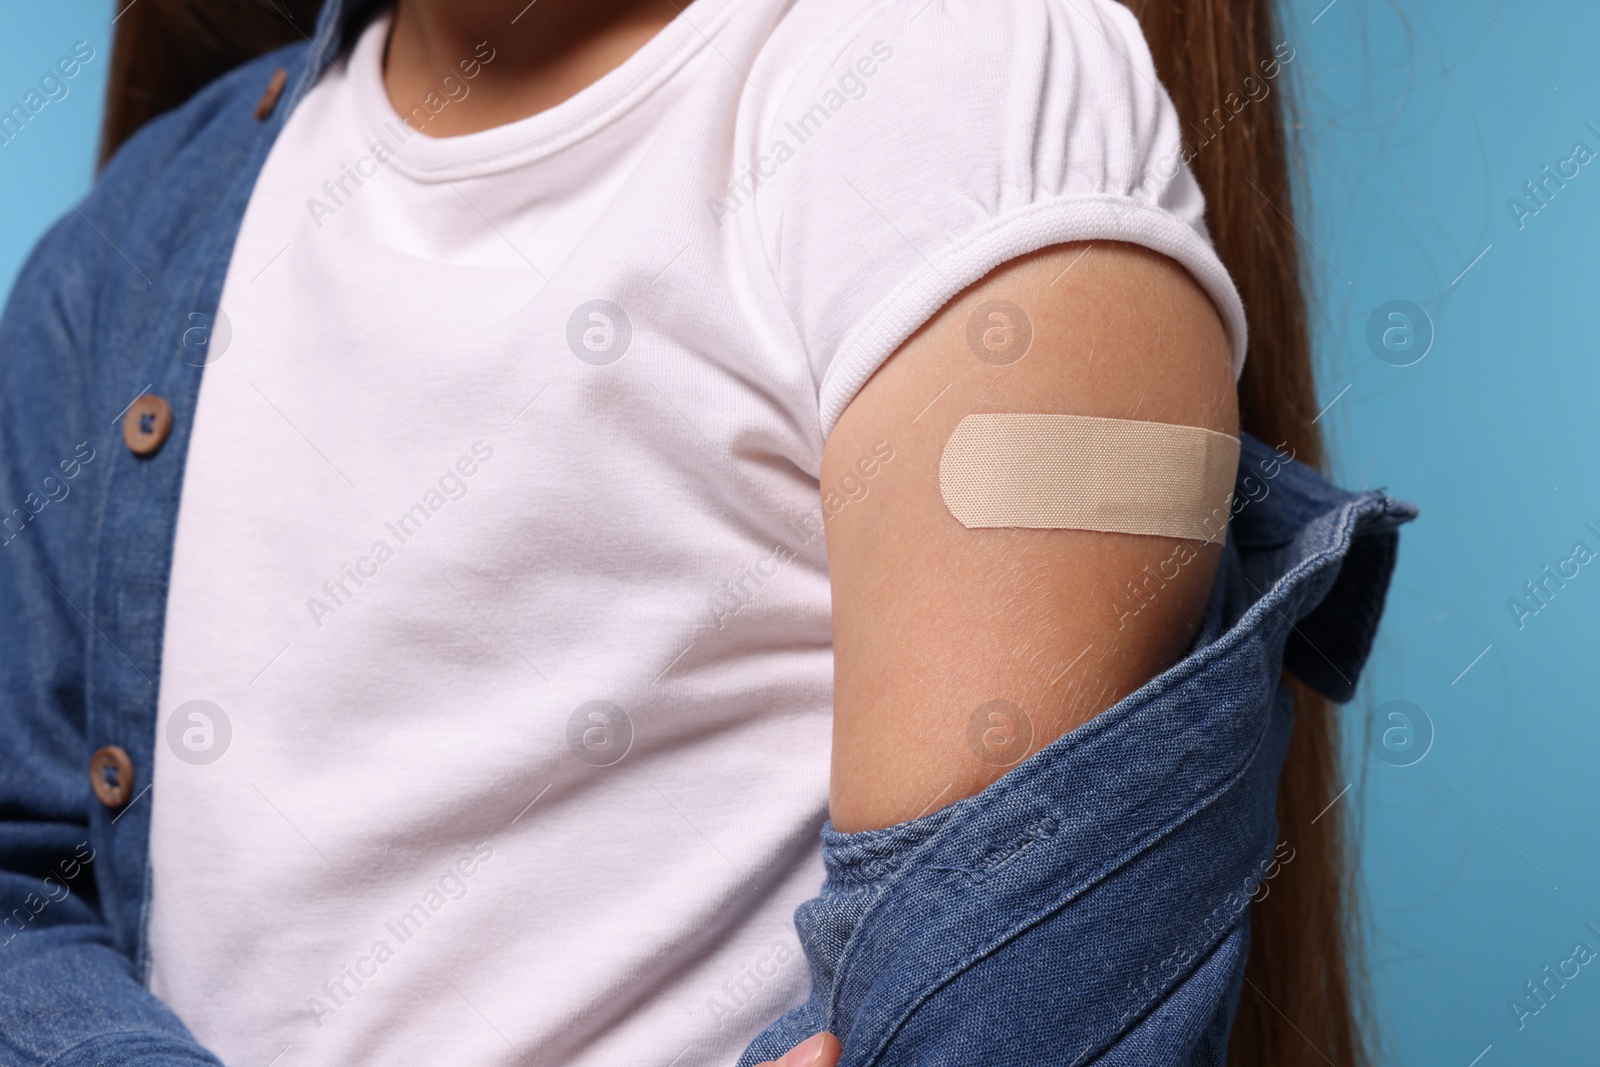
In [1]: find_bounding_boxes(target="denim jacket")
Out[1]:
[0,1,1414,1063]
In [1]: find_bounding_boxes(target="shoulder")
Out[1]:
[7,42,308,344]
[735,0,1244,436]
[94,44,308,244]
[8,42,310,315]
[749,0,1160,90]
[0,43,309,447]
[742,0,1179,187]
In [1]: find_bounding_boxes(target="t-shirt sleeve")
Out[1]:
[741,0,1248,438]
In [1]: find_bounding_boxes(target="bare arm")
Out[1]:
[823,242,1239,833]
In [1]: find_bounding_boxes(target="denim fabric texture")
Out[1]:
[739,435,1415,1067]
[0,0,1415,1062]
[0,7,355,1063]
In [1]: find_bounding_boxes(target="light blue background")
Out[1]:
[0,3,109,299]
[0,1,1592,1064]
[1287,2,1596,1063]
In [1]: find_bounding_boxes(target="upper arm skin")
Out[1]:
[822,242,1239,833]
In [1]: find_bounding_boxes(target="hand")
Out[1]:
[755,1032,842,1067]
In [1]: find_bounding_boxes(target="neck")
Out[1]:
[383,0,685,137]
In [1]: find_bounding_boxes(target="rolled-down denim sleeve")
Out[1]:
[0,140,223,1067]
[741,437,1416,1067]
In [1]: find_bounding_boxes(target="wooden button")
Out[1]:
[90,746,135,809]
[255,68,288,121]
[122,393,173,456]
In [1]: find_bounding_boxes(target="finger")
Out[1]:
[761,1031,842,1067]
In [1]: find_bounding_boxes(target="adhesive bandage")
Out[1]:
[939,414,1240,543]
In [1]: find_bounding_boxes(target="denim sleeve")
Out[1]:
[0,122,224,1067]
[740,439,1416,1067]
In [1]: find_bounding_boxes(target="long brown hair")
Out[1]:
[1129,2,1367,1065]
[101,2,1363,1063]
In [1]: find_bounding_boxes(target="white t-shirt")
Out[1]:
[148,1,1245,1065]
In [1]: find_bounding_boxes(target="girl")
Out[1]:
[0,0,1410,1064]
